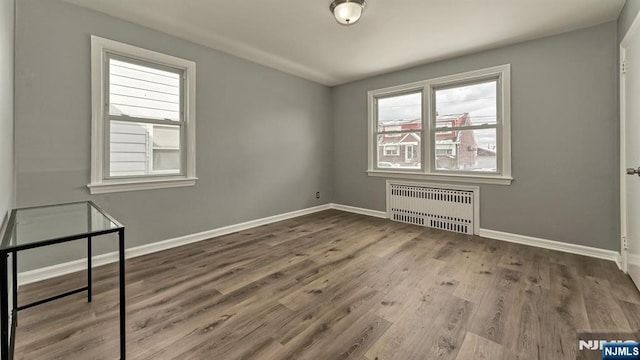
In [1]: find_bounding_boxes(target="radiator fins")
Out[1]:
[388,184,475,235]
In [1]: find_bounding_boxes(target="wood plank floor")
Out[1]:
[13,210,640,360]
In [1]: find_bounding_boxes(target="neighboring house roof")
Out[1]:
[379,113,475,146]
[381,113,468,128]
[435,113,468,124]
[378,132,421,146]
[435,113,470,142]
[381,119,421,126]
[399,132,420,144]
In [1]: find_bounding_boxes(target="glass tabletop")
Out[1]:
[1,201,123,251]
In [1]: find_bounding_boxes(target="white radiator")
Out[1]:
[386,181,478,235]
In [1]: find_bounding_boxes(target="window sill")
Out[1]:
[366,170,512,185]
[87,177,198,194]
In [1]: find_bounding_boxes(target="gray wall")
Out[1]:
[332,22,619,250]
[0,0,14,230]
[15,0,333,271]
[619,0,640,42]
[12,1,625,273]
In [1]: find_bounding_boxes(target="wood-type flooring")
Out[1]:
[13,210,640,359]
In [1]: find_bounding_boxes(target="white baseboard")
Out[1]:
[332,205,623,270]
[330,203,387,219]
[616,255,624,271]
[18,203,624,285]
[628,253,640,268]
[614,251,627,274]
[20,252,121,285]
[478,229,623,270]
[18,203,332,285]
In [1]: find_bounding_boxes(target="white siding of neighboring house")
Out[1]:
[109,121,149,176]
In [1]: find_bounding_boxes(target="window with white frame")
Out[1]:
[367,65,511,185]
[405,144,414,162]
[384,145,400,156]
[89,36,196,194]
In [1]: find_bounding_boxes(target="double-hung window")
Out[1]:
[89,36,196,194]
[368,65,512,185]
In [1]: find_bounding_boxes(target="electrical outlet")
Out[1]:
[316,192,320,199]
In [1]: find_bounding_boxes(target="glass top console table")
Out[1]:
[0,201,126,359]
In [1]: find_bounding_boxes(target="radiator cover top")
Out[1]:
[387,183,476,235]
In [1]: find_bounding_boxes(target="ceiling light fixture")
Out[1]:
[330,0,366,26]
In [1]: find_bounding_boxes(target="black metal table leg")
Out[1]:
[1,253,8,359]
[119,229,125,360]
[87,237,92,303]
[11,252,16,328]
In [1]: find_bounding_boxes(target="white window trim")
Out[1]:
[367,64,512,186]
[88,35,197,194]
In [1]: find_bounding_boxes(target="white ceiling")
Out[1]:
[65,0,626,86]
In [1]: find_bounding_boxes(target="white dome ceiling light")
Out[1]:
[330,0,366,26]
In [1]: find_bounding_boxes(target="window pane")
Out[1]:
[152,125,181,173]
[152,125,180,148]
[377,92,422,132]
[435,128,497,172]
[377,132,421,169]
[109,121,181,177]
[109,58,181,121]
[153,150,180,172]
[435,81,496,128]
